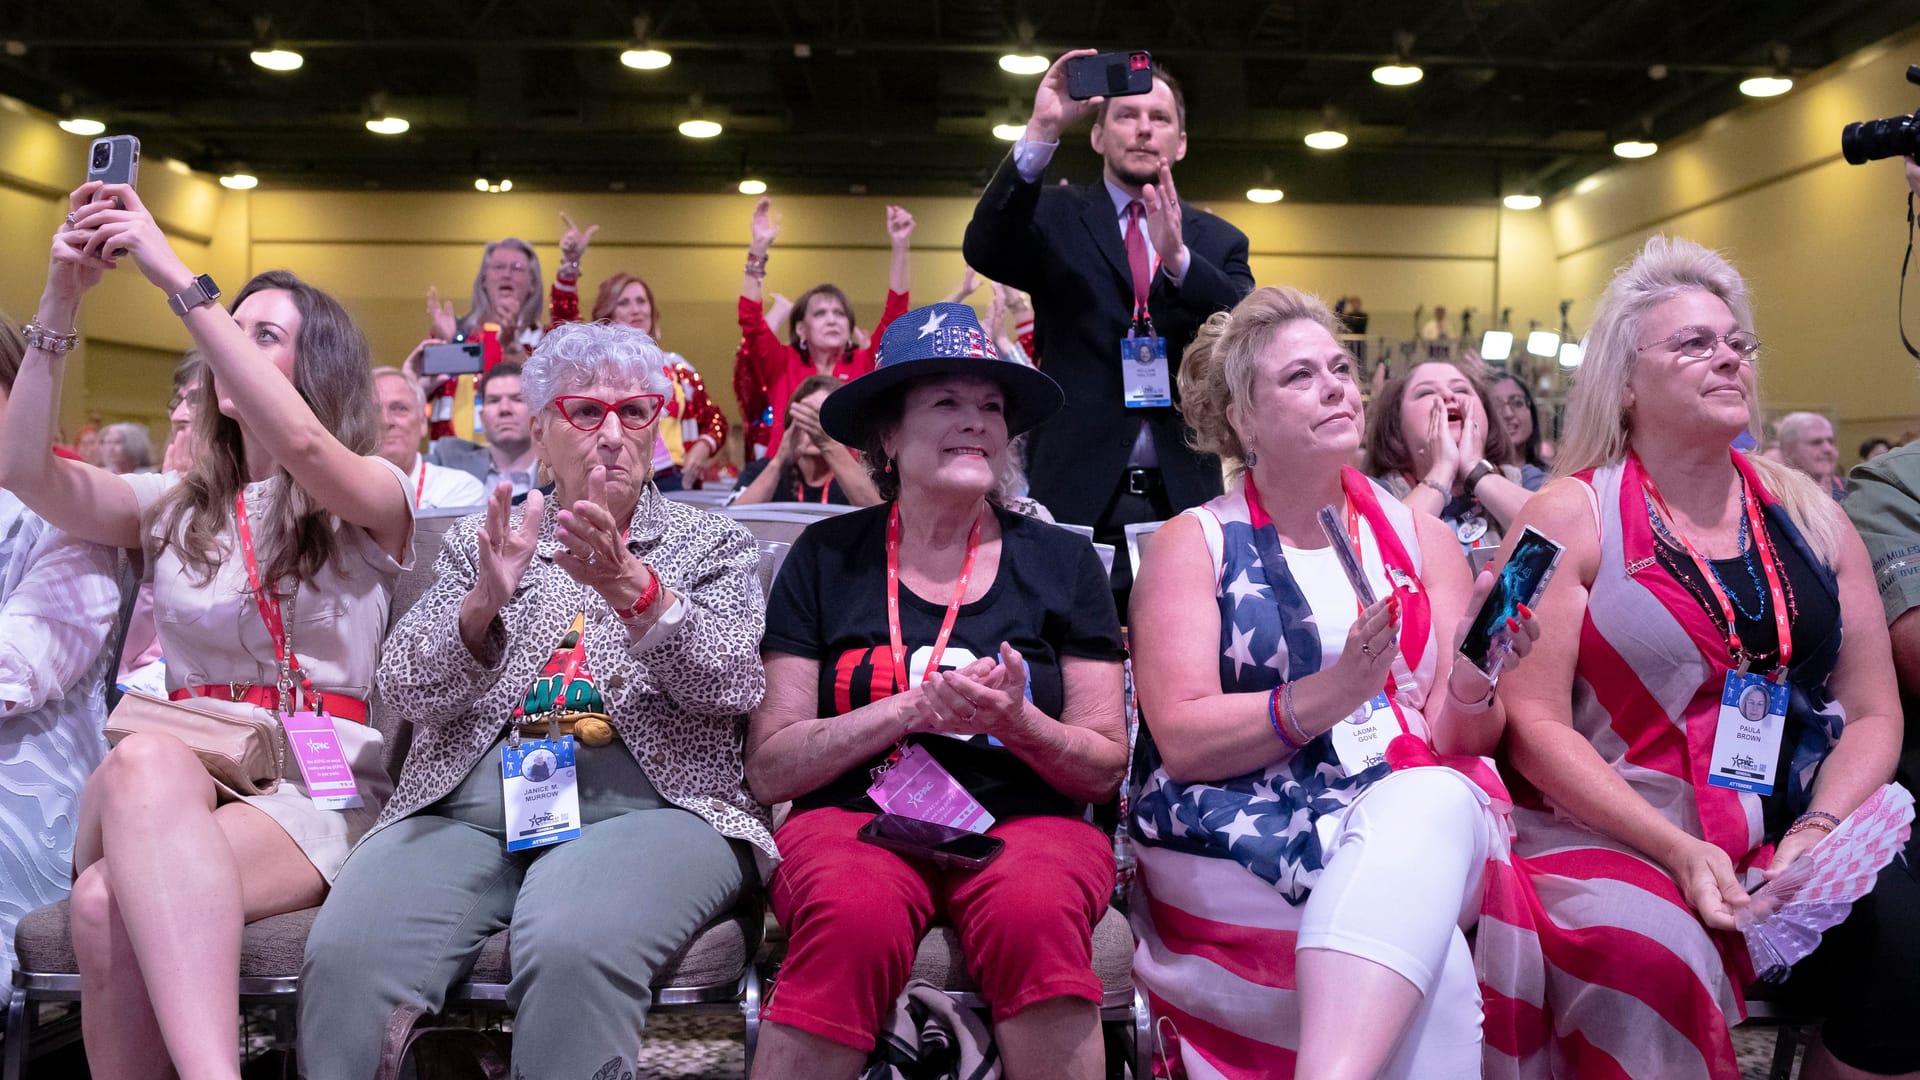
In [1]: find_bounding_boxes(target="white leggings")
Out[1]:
[1298,767,1491,1080]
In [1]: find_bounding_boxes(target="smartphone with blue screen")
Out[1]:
[1460,526,1564,677]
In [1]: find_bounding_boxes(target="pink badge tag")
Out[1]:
[867,744,995,834]
[281,711,363,811]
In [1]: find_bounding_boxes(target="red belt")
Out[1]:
[170,685,370,725]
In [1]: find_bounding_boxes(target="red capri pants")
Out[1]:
[763,806,1116,1051]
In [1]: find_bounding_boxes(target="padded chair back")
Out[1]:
[371,508,471,780]
[663,488,735,508]
[740,501,855,518]
[1123,521,1164,581]
[715,508,825,548]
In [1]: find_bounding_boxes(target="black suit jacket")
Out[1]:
[963,153,1254,525]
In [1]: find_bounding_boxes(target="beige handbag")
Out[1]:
[103,690,285,797]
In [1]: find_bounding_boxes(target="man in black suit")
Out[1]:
[964,50,1253,594]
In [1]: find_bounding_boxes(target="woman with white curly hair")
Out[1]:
[300,320,775,1079]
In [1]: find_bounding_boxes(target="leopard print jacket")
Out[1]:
[371,485,774,864]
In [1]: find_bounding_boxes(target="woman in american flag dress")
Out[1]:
[1128,285,1540,1079]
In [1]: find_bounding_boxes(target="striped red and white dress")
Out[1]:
[1478,455,1845,1079]
[1129,468,1512,1078]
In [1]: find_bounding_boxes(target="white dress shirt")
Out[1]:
[411,456,487,512]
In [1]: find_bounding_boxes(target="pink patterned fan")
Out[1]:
[1739,783,1915,982]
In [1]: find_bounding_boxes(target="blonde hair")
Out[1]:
[1177,285,1344,475]
[1556,235,1843,564]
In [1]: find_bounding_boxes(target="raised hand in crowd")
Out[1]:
[460,481,544,654]
[401,336,452,397]
[1141,157,1188,278]
[1023,48,1103,144]
[750,195,781,258]
[558,211,599,269]
[426,284,458,341]
[944,265,981,305]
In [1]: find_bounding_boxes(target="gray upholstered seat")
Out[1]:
[906,905,1136,1010]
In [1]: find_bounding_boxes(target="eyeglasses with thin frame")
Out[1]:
[1635,326,1760,362]
[553,394,666,433]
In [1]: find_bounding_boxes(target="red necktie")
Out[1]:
[1123,200,1152,326]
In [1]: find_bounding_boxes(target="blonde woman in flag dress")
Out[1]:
[1127,285,1539,1079]
[1483,236,1918,1079]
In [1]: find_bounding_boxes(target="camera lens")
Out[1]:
[91,143,110,169]
[1842,113,1920,166]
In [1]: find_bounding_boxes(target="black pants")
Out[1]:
[1091,468,1173,623]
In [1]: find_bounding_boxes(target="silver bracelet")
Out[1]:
[21,322,78,354]
[1417,478,1450,500]
[1448,664,1498,714]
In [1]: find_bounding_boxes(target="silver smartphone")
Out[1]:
[86,134,141,191]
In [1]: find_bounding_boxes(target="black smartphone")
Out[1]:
[421,341,485,377]
[1460,525,1564,677]
[857,813,1005,871]
[86,135,140,191]
[1065,50,1155,102]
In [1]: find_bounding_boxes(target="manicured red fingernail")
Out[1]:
[1507,617,1520,633]
[1517,603,1533,619]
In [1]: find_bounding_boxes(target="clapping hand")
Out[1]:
[915,644,1034,741]
[554,467,642,601]
[473,483,543,613]
[1141,159,1188,278]
[1027,49,1102,143]
[559,211,600,265]
[426,286,458,341]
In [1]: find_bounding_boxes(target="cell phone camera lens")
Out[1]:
[92,144,110,169]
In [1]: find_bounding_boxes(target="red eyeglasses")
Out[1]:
[553,394,666,432]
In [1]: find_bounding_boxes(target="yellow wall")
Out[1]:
[1549,26,1920,453]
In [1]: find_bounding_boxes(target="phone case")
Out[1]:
[858,815,1003,870]
[1464,526,1565,676]
[1066,51,1155,101]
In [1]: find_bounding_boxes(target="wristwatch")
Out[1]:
[1463,459,1496,491]
[167,273,222,317]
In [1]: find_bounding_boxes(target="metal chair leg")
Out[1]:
[1132,988,1153,1080]
[3,989,27,1080]
[1770,1022,1803,1080]
[741,966,763,1076]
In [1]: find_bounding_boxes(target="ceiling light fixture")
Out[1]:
[1612,139,1658,159]
[992,121,1026,141]
[1503,193,1542,210]
[1371,64,1423,87]
[998,53,1049,76]
[58,117,105,136]
[679,118,722,139]
[1246,186,1284,204]
[219,173,259,190]
[1739,75,1793,98]
[738,178,767,195]
[1558,341,1584,368]
[165,158,193,175]
[620,16,671,70]
[250,48,303,72]
[1304,129,1348,150]
[1480,329,1515,363]
[1526,327,1561,358]
[474,177,512,193]
[365,116,410,135]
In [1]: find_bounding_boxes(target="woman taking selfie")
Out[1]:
[4,182,412,1080]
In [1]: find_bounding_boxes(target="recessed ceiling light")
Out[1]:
[992,122,1026,141]
[678,118,722,138]
[58,118,105,136]
[1612,140,1658,159]
[738,179,767,195]
[1246,187,1284,204]
[249,48,304,72]
[1573,175,1605,195]
[219,173,259,190]
[998,53,1049,76]
[1303,129,1349,150]
[365,116,410,135]
[165,158,192,175]
[1371,64,1423,87]
[474,178,489,192]
[1503,194,1543,210]
[620,48,672,70]
[474,178,512,193]
[1739,75,1793,98]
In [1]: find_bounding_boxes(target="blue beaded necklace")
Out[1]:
[1645,487,1768,623]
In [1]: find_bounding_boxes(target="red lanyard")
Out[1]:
[1636,452,1792,672]
[796,476,831,504]
[233,491,319,714]
[413,458,428,508]
[885,503,983,694]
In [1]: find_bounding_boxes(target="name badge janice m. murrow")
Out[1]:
[1119,335,1173,409]
[1328,692,1400,778]
[867,744,996,834]
[502,736,583,851]
[280,711,363,811]
[1708,671,1789,795]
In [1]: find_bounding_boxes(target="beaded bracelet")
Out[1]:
[1269,685,1304,749]
[1796,810,1842,829]
[1281,682,1310,747]
[1783,816,1836,840]
[1417,478,1450,500]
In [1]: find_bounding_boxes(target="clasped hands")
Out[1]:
[894,643,1032,742]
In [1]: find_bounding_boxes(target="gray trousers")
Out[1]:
[298,733,752,1079]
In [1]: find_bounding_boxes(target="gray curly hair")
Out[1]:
[520,321,673,414]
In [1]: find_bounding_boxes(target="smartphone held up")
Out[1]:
[1460,526,1565,679]
[1065,50,1155,101]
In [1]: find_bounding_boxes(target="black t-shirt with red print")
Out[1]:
[762,503,1126,821]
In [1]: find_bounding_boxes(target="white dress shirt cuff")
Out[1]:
[627,592,688,652]
[1162,245,1192,287]
[1012,138,1059,185]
